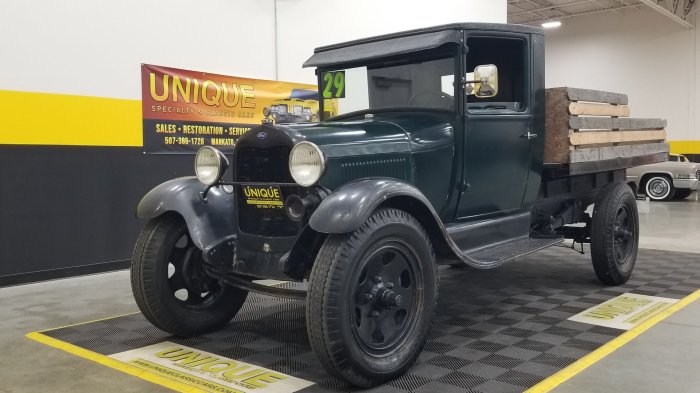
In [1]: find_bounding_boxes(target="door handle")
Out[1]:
[521,131,538,140]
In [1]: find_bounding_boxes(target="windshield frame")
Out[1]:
[316,46,460,121]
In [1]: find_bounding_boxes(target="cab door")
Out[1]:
[457,35,533,219]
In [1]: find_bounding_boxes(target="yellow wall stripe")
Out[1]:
[2,89,700,152]
[26,331,206,393]
[525,289,700,392]
[0,90,141,147]
[669,140,700,155]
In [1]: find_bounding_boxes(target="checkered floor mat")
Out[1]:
[41,247,700,393]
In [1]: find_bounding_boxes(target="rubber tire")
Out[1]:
[131,213,248,336]
[673,189,692,200]
[306,208,437,388]
[591,182,639,285]
[644,175,675,201]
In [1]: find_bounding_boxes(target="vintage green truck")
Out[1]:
[132,23,667,387]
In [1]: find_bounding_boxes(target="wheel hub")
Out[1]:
[182,248,212,293]
[351,244,419,353]
[362,277,403,310]
[613,205,635,266]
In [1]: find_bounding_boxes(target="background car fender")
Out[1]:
[136,177,235,252]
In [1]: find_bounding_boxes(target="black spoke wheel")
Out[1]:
[306,208,437,388]
[131,213,248,336]
[591,182,639,285]
[351,241,420,355]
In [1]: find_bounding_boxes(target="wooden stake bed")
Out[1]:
[544,87,669,175]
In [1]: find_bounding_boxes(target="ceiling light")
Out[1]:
[541,21,562,29]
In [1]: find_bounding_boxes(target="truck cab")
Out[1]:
[132,23,647,388]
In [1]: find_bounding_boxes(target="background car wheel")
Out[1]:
[591,182,639,285]
[644,175,675,201]
[131,213,248,336]
[673,189,692,200]
[306,208,437,387]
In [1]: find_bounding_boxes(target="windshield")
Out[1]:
[320,56,455,119]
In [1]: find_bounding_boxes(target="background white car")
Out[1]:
[627,154,699,201]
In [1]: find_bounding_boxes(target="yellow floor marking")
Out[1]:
[27,290,700,393]
[26,332,206,393]
[526,289,700,392]
[38,311,140,332]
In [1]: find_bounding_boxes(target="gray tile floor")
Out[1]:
[553,192,700,393]
[0,192,698,393]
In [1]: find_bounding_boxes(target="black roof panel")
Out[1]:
[303,23,543,69]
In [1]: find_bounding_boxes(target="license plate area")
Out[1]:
[241,185,284,209]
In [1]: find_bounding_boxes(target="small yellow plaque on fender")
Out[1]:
[242,185,284,209]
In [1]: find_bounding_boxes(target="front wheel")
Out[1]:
[673,189,692,200]
[131,213,248,336]
[645,175,675,201]
[591,182,639,285]
[306,208,437,387]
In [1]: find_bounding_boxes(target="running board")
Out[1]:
[465,237,564,264]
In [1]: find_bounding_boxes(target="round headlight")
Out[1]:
[195,146,228,186]
[289,142,325,187]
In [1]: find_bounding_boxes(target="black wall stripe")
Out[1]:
[0,145,195,285]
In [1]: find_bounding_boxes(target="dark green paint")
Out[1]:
[287,110,455,214]
[292,27,546,223]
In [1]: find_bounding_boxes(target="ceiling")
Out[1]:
[508,0,698,27]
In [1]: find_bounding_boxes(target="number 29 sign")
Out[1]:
[321,71,345,99]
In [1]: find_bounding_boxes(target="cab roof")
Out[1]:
[303,23,543,69]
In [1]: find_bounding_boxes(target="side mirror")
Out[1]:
[471,64,498,98]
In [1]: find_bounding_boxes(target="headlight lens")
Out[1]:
[195,146,228,186]
[289,142,325,187]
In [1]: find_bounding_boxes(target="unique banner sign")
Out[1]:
[568,293,678,330]
[110,342,314,393]
[141,64,319,153]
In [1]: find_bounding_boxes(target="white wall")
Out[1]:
[0,0,277,100]
[545,9,697,141]
[276,0,508,83]
[0,0,507,99]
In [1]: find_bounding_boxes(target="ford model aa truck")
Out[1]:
[132,23,666,387]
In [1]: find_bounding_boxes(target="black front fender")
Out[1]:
[137,177,235,252]
[308,177,507,270]
[309,178,438,234]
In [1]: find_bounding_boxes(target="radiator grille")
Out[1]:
[235,145,299,237]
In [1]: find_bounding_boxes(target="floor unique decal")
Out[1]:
[36,247,700,393]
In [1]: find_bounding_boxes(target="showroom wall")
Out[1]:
[276,0,507,83]
[544,8,700,159]
[0,0,506,284]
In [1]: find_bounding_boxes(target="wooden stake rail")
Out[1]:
[544,87,668,168]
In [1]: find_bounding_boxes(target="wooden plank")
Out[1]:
[569,130,666,146]
[569,117,666,130]
[570,142,669,163]
[569,152,667,175]
[544,88,571,163]
[568,102,630,117]
[564,87,628,105]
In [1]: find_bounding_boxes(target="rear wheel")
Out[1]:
[644,175,675,201]
[591,183,639,285]
[673,189,692,200]
[306,208,437,387]
[131,213,248,336]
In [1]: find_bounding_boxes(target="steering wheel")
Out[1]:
[407,91,454,109]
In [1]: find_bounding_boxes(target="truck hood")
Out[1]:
[284,110,455,157]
